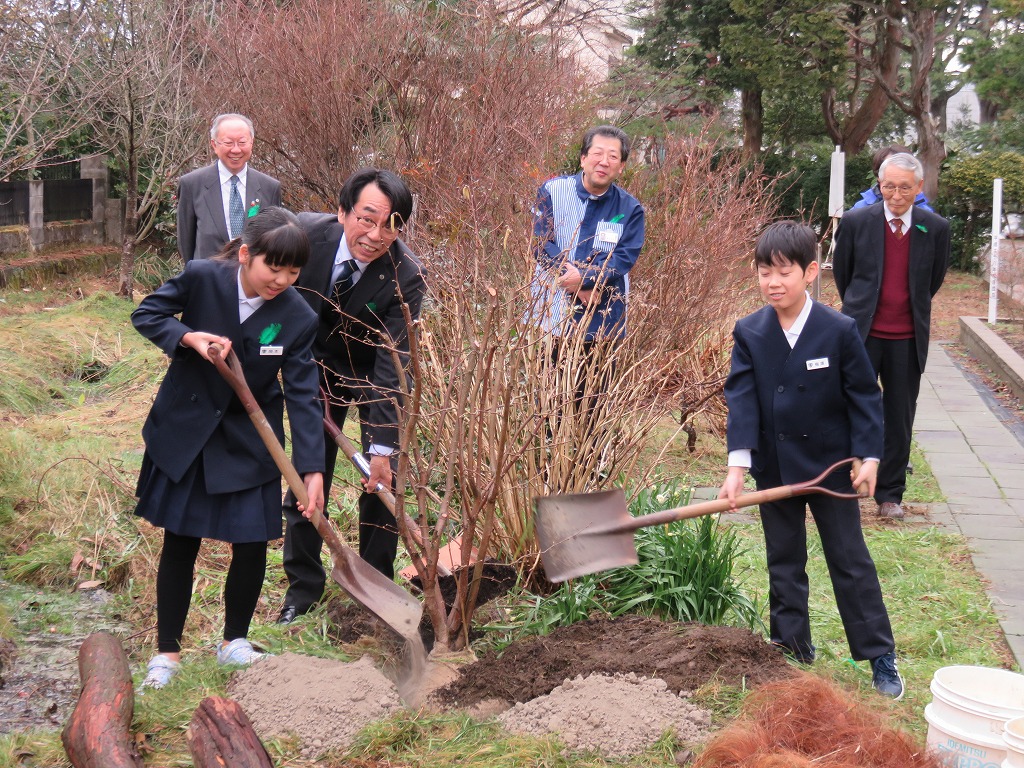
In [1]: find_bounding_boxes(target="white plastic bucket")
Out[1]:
[925,665,1024,768]
[1004,716,1024,768]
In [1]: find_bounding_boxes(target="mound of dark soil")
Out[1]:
[440,614,793,707]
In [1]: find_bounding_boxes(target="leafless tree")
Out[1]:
[0,1,107,180]
[80,0,207,296]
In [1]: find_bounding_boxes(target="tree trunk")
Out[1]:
[907,7,943,200]
[118,139,138,299]
[187,696,273,768]
[61,632,144,768]
[740,88,763,160]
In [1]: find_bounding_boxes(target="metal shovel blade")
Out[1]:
[535,459,862,582]
[535,488,639,582]
[209,345,423,641]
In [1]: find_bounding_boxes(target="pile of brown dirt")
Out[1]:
[228,653,403,759]
[499,672,711,758]
[438,614,793,708]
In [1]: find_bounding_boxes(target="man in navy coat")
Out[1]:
[176,114,282,261]
[277,168,427,623]
[834,153,950,519]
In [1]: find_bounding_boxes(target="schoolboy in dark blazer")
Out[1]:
[719,221,904,700]
[277,168,427,622]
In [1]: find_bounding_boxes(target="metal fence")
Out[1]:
[43,179,93,222]
[0,182,30,227]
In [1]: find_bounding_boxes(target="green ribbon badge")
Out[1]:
[916,224,928,233]
[366,302,377,313]
[259,323,281,345]
[247,199,261,218]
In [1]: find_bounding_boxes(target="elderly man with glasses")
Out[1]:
[276,168,427,624]
[834,153,950,520]
[176,113,283,261]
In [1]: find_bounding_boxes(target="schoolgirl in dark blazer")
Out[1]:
[132,206,324,689]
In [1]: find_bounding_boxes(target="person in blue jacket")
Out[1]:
[852,145,933,212]
[132,206,325,689]
[528,126,645,423]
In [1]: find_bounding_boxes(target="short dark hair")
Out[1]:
[338,168,414,227]
[580,125,631,163]
[754,221,817,271]
[213,206,309,268]
[872,144,912,177]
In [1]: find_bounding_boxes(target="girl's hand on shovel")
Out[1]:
[182,332,232,363]
[717,466,747,512]
[297,472,325,520]
[851,459,878,498]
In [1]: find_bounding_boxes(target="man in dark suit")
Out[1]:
[277,168,427,623]
[833,153,950,519]
[176,114,283,261]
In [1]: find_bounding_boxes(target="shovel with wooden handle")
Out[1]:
[534,457,865,582]
[320,389,475,579]
[320,397,451,578]
[208,344,422,642]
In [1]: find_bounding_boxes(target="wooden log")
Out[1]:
[61,632,144,768]
[187,696,273,768]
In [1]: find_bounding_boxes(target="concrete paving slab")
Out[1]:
[954,518,1024,540]
[940,478,1006,500]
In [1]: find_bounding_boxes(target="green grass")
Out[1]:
[0,266,1016,767]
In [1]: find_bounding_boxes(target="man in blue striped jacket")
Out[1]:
[530,125,645,344]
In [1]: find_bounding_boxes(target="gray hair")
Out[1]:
[878,152,923,183]
[210,113,255,141]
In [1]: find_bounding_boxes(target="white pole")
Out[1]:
[828,145,846,219]
[819,145,845,300]
[988,178,1003,325]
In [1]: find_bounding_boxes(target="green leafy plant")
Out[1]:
[492,480,764,649]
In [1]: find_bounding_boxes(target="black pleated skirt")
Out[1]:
[135,452,283,544]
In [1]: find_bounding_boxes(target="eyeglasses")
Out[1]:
[352,213,403,239]
[880,183,916,196]
[215,139,252,150]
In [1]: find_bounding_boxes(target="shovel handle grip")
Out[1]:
[608,458,864,533]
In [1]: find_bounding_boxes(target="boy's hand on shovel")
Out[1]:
[298,472,325,520]
[851,459,878,498]
[717,466,747,512]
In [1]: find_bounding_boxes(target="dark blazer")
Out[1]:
[294,212,427,450]
[132,259,324,493]
[176,163,283,261]
[725,302,883,490]
[832,203,950,371]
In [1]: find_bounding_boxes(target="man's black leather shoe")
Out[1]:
[276,605,299,625]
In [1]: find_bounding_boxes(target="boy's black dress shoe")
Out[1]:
[276,605,299,625]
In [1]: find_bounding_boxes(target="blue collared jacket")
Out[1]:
[530,173,645,340]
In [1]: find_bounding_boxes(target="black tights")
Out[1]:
[156,530,268,654]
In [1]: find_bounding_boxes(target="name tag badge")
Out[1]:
[599,228,620,244]
[806,357,829,370]
[260,345,283,356]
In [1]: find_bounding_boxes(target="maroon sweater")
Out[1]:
[869,222,914,339]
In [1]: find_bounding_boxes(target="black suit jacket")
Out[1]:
[725,302,883,490]
[833,203,950,371]
[132,259,324,493]
[294,212,427,450]
[176,163,283,261]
